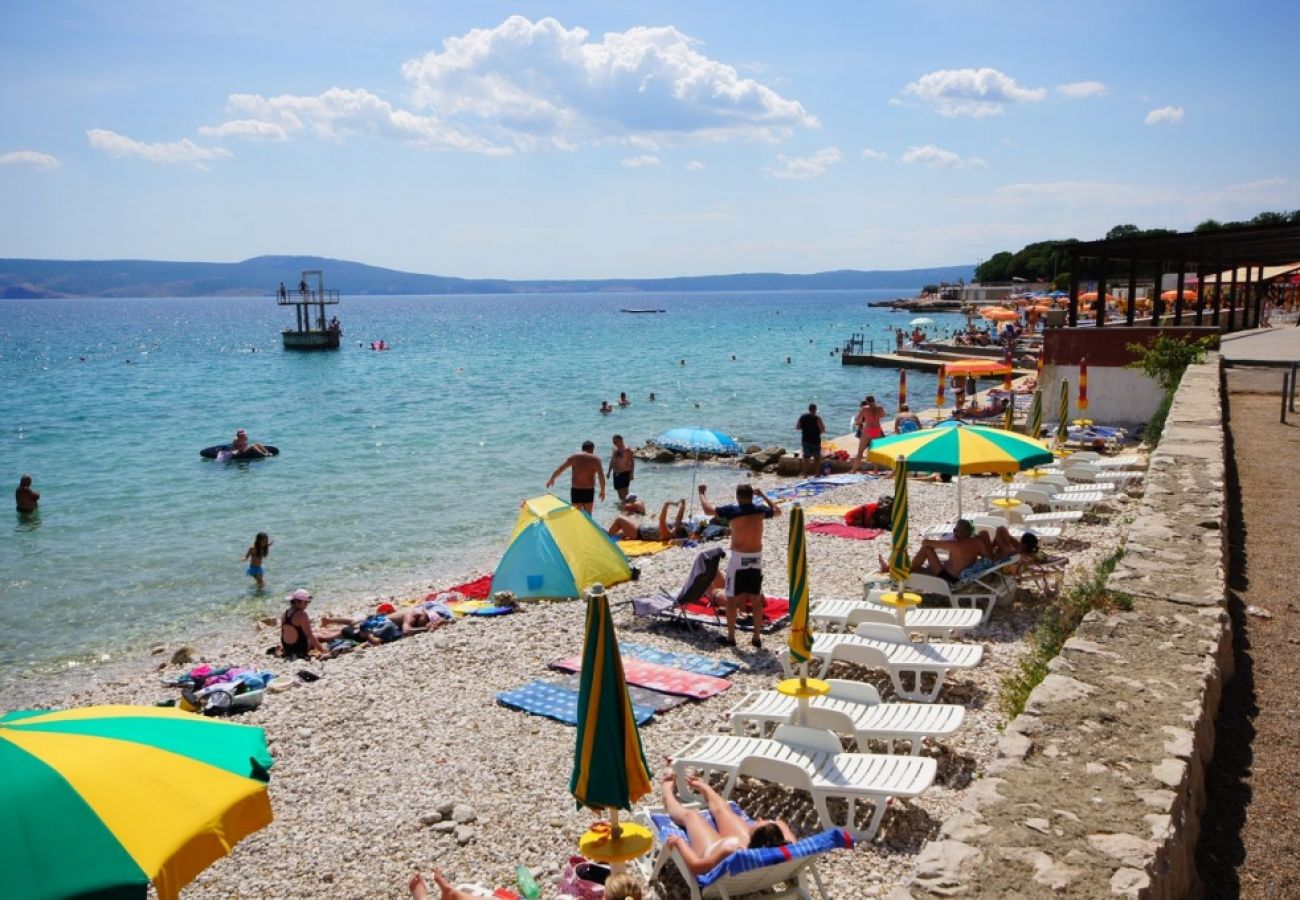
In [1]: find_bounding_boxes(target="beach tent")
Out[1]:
[491,495,632,600]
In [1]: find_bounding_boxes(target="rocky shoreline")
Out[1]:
[10,470,1140,899]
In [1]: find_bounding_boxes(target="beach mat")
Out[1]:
[620,641,741,678]
[806,522,885,541]
[678,596,791,633]
[618,539,674,557]
[556,673,688,713]
[804,504,854,517]
[426,574,493,601]
[550,656,731,700]
[497,680,654,726]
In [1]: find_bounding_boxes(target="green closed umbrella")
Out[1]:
[1057,379,1070,446]
[1028,389,1043,439]
[787,504,812,668]
[888,455,910,585]
[1003,395,1015,432]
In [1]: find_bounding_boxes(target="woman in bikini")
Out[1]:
[280,589,325,659]
[243,532,271,590]
[850,395,887,473]
[659,771,794,874]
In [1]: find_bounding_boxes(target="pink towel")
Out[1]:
[550,656,731,699]
[806,522,885,541]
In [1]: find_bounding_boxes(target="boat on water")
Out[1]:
[278,269,341,350]
[620,308,667,314]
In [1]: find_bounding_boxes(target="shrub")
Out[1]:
[1125,335,1214,390]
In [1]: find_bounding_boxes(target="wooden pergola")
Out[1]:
[1067,223,1300,331]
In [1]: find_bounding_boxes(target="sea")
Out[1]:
[0,289,966,693]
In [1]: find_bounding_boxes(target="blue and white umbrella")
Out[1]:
[655,427,741,456]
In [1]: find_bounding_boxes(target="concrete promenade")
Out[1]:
[1219,324,1300,366]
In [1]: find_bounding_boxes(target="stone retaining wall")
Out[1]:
[902,356,1232,898]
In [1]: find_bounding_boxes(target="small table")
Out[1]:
[1071,418,1094,427]
[989,497,1022,509]
[776,677,831,699]
[579,821,654,867]
[877,591,922,609]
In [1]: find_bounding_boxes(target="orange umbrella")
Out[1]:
[1160,290,1197,301]
[945,358,1011,377]
[1027,304,1053,313]
[898,369,907,410]
[1002,347,1013,392]
[1078,292,1119,304]
[981,307,1019,321]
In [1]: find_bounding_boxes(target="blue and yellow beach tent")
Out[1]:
[490,495,632,600]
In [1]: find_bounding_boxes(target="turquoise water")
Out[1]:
[0,291,963,684]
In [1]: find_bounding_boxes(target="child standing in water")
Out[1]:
[243,532,272,591]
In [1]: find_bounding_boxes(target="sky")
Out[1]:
[1,1,1298,279]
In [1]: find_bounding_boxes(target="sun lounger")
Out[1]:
[1064,451,1143,469]
[669,724,937,840]
[631,547,724,629]
[1009,485,1108,514]
[904,557,1021,623]
[925,516,1064,545]
[780,623,984,702]
[635,799,852,900]
[809,596,983,639]
[726,678,965,755]
[1060,463,1142,486]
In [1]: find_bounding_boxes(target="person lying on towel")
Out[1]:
[607,499,712,544]
[658,771,794,875]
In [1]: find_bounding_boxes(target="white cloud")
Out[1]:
[763,146,843,180]
[198,119,290,141]
[86,129,231,168]
[902,67,1046,117]
[622,154,660,167]
[900,144,984,168]
[1145,105,1184,125]
[0,150,60,170]
[860,147,888,160]
[1057,81,1107,98]
[685,160,705,171]
[398,16,817,149]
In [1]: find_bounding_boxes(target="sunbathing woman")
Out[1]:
[660,771,794,874]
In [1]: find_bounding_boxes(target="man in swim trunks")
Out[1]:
[908,520,988,584]
[546,440,605,513]
[795,403,826,476]
[698,482,780,648]
[15,474,39,514]
[608,434,636,503]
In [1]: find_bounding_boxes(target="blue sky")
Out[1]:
[1,1,1298,279]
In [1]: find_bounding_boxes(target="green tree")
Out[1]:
[975,252,1014,282]
[1106,224,1142,240]
[1251,211,1287,227]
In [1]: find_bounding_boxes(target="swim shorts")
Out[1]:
[726,552,763,596]
[571,487,595,505]
[937,569,961,585]
[958,557,996,582]
[246,565,264,577]
[801,442,821,459]
[613,471,632,491]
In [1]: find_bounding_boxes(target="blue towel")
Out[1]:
[557,673,688,713]
[621,642,740,679]
[496,679,654,726]
[648,807,853,887]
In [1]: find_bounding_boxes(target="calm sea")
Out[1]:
[0,290,964,688]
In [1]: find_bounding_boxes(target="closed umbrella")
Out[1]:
[887,455,910,585]
[935,365,946,415]
[1028,389,1044,439]
[1,705,274,900]
[1003,347,1014,393]
[1003,395,1015,432]
[898,369,907,411]
[571,585,654,871]
[1078,358,1089,412]
[1036,349,1044,380]
[1057,379,1070,446]
[868,421,1053,519]
[787,505,812,670]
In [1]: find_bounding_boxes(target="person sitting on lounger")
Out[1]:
[893,404,922,434]
[608,499,706,543]
[985,526,1039,562]
[906,519,989,584]
[658,771,794,875]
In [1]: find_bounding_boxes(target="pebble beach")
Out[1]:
[13,466,1142,899]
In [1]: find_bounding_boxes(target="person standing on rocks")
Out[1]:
[547,440,605,513]
[795,403,826,476]
[698,482,780,648]
[608,434,636,504]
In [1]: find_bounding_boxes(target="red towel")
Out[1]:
[680,596,791,621]
[427,574,493,601]
[806,522,885,541]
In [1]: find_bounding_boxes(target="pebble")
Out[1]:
[455,825,476,845]
[1246,605,1274,619]
[453,804,477,824]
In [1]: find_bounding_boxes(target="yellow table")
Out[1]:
[1071,418,1094,427]
[877,591,922,609]
[989,497,1022,509]
[776,677,830,699]
[579,821,654,865]
[1021,468,1050,480]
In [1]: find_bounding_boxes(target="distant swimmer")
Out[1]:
[547,440,606,513]
[785,357,791,364]
[15,475,39,514]
[231,428,272,457]
[618,391,631,407]
[680,359,686,366]
[600,400,614,414]
[608,434,635,503]
[649,392,656,401]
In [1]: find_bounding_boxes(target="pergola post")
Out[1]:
[1126,258,1138,326]
[1194,263,1205,326]
[1243,266,1254,330]
[1212,260,1223,327]
[1068,252,1080,327]
[1151,260,1163,325]
[1227,264,1239,332]
[1174,265,1187,325]
[1095,257,1107,327]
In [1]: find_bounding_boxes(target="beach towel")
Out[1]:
[556,673,688,713]
[678,596,791,632]
[804,504,855,517]
[549,656,731,700]
[497,680,654,726]
[424,574,493,603]
[618,539,674,557]
[805,522,885,541]
[620,642,741,678]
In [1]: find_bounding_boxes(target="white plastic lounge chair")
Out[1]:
[727,678,965,755]
[1064,451,1143,469]
[780,623,984,702]
[669,724,937,840]
[904,557,1021,623]
[809,596,982,638]
[635,800,851,900]
[983,506,1084,530]
[965,514,1062,545]
[1010,485,1108,513]
[1060,463,1142,486]
[999,480,1117,497]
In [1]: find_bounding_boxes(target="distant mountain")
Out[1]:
[0,255,974,298]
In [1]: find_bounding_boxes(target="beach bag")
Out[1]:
[557,856,609,900]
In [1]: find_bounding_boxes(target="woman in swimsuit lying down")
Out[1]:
[660,771,794,874]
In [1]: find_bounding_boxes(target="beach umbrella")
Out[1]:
[909,316,935,326]
[1028,389,1044,439]
[887,456,910,585]
[1057,379,1070,445]
[935,365,946,414]
[868,421,1053,518]
[570,585,654,870]
[981,307,1019,322]
[1077,358,1089,412]
[787,505,812,669]
[1003,347,1014,392]
[1003,395,1015,432]
[1161,289,1197,301]
[898,369,907,410]
[654,427,741,456]
[945,358,1011,378]
[1,705,274,900]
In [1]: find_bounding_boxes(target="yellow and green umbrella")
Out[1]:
[1028,389,1044,439]
[1057,379,1070,445]
[1003,394,1015,431]
[570,587,653,815]
[935,364,947,414]
[1077,358,1089,412]
[2,705,274,900]
[868,421,1053,518]
[787,504,812,668]
[888,456,910,585]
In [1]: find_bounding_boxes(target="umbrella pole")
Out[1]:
[796,662,810,726]
[689,450,699,517]
[957,473,963,520]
